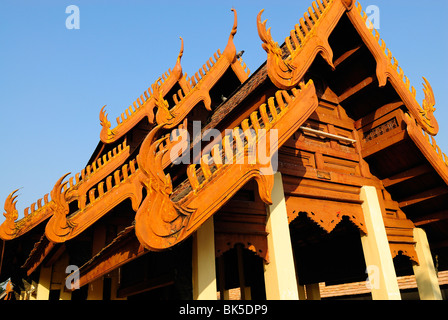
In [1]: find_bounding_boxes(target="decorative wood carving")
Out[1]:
[99,38,187,144]
[100,8,250,142]
[0,140,130,241]
[134,80,319,251]
[286,195,367,234]
[1,10,252,242]
[0,190,20,240]
[40,81,318,244]
[44,161,143,243]
[257,0,354,90]
[0,188,53,240]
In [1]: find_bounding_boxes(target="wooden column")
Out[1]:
[192,216,217,300]
[87,225,107,300]
[412,228,442,300]
[305,283,321,300]
[263,172,299,300]
[110,269,127,300]
[36,265,52,300]
[360,186,401,300]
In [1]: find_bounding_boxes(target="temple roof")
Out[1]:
[1,0,447,288]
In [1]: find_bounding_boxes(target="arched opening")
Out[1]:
[289,212,367,299]
[215,244,266,300]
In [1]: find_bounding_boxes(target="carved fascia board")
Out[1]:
[134,80,318,251]
[257,0,353,90]
[66,140,131,209]
[99,38,187,144]
[44,161,143,243]
[0,189,54,241]
[403,112,448,185]
[346,2,439,136]
[37,118,185,242]
[0,140,131,241]
[155,9,250,129]
[100,9,251,142]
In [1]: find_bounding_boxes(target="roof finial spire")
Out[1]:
[229,8,237,38]
[177,37,184,64]
[223,8,238,61]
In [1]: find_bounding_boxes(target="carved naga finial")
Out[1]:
[222,8,238,62]
[421,77,439,134]
[177,37,184,64]
[257,2,336,89]
[229,8,238,38]
[135,123,193,250]
[172,37,184,78]
[99,105,113,142]
[257,9,283,58]
[0,189,20,238]
[153,81,175,125]
[137,123,172,193]
[47,173,73,236]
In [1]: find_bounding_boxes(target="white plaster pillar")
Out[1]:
[36,265,52,300]
[263,172,299,300]
[192,216,217,300]
[413,227,442,300]
[360,186,401,300]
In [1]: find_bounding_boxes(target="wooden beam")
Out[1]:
[413,210,448,226]
[333,44,363,68]
[430,239,448,249]
[399,186,448,208]
[382,164,433,188]
[361,130,407,158]
[354,101,404,131]
[76,227,147,289]
[117,273,174,298]
[338,76,376,103]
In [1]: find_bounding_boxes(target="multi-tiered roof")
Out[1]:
[1,0,447,294]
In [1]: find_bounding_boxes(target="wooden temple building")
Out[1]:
[1,0,447,300]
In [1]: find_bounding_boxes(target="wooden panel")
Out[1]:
[382,164,433,188]
[316,101,339,119]
[282,174,361,203]
[279,147,316,169]
[323,155,360,176]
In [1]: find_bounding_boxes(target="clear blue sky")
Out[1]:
[1,0,447,223]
